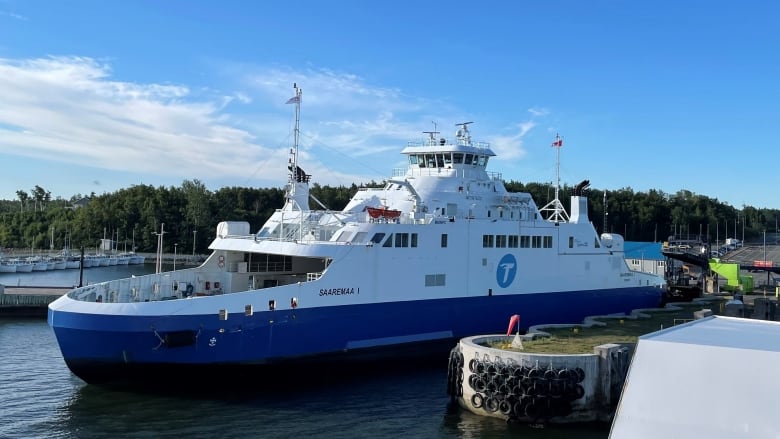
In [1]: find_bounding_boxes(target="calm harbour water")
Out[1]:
[0,267,610,438]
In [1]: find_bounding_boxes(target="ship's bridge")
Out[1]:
[400,123,497,179]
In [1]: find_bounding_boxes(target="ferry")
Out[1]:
[48,85,665,386]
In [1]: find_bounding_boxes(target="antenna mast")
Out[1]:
[540,133,569,223]
[288,83,302,184]
[603,190,608,233]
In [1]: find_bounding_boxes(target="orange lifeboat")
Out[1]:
[366,206,402,219]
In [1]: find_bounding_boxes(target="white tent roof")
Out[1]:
[610,315,780,439]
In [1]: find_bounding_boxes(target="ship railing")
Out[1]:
[405,140,492,149]
[393,167,502,181]
[68,268,211,303]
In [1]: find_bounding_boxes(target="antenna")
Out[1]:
[455,122,473,145]
[422,131,440,145]
[539,133,569,223]
[603,190,608,233]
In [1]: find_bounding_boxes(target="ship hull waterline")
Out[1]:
[49,286,661,387]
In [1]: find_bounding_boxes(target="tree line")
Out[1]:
[0,179,777,255]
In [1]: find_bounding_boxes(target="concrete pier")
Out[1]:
[448,334,633,424]
[0,285,70,318]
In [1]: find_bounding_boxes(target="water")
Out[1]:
[0,267,610,438]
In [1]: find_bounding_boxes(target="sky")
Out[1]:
[1,1,778,209]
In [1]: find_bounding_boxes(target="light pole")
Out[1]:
[192,230,197,258]
[153,223,166,274]
[174,243,178,271]
[764,230,769,290]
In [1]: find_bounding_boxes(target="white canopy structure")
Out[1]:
[610,315,780,438]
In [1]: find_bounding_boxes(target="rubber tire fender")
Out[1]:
[471,393,484,409]
[485,397,500,413]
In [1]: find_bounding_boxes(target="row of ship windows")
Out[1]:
[483,234,553,249]
[408,152,489,168]
[630,259,666,266]
[369,232,558,250]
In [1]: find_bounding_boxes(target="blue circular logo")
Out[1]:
[496,254,517,288]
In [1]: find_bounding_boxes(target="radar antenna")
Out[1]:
[455,121,473,145]
[540,133,570,223]
[422,131,440,145]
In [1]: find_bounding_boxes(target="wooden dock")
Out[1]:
[0,285,70,318]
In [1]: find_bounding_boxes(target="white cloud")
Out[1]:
[0,56,555,194]
[0,56,271,182]
[0,10,27,21]
[488,120,535,161]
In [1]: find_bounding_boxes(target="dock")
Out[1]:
[0,285,70,318]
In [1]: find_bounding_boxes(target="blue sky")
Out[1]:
[0,1,778,209]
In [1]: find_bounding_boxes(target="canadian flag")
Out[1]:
[551,135,563,147]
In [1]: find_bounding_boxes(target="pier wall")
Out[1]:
[448,335,634,424]
[0,285,69,318]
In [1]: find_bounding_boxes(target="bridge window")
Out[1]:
[509,235,519,248]
[409,155,418,165]
[370,233,386,244]
[521,236,530,248]
[532,236,542,248]
[495,235,507,248]
[543,236,553,248]
[483,235,494,248]
[464,154,474,165]
[453,153,464,164]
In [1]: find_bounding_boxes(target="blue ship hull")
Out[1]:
[49,287,661,386]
